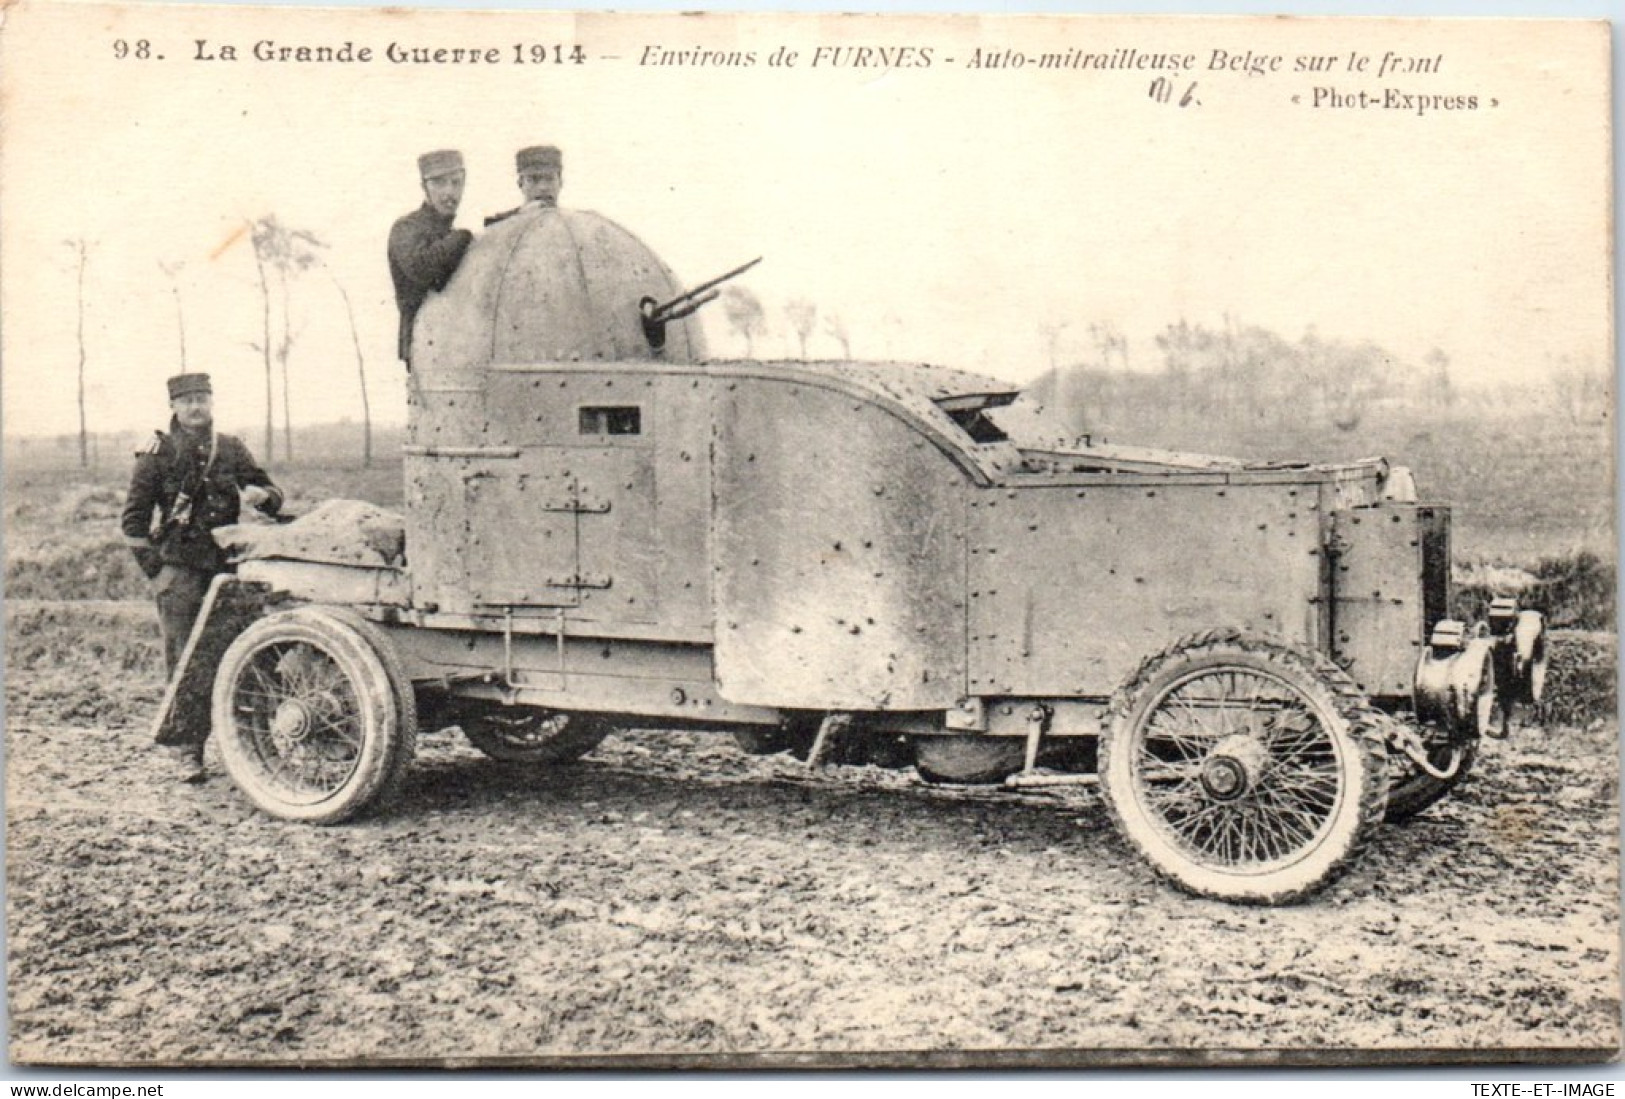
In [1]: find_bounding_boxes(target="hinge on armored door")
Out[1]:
[539,495,611,513]
[545,573,613,590]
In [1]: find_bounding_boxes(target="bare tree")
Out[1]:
[784,298,818,358]
[157,259,188,370]
[880,311,906,359]
[1425,346,1454,410]
[823,313,852,358]
[1302,334,1389,432]
[64,239,90,468]
[1039,319,1070,372]
[246,220,274,459]
[330,272,374,468]
[1550,354,1613,426]
[1035,320,1086,434]
[721,285,767,358]
[1155,319,1199,380]
[249,215,326,461]
[1086,321,1129,372]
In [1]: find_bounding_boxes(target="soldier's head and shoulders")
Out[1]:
[136,373,253,466]
[484,145,563,227]
[392,149,468,240]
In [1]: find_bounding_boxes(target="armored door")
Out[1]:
[463,448,580,608]
[568,407,657,626]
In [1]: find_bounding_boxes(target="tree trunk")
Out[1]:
[249,224,274,461]
[333,276,372,468]
[73,241,88,469]
[172,285,187,370]
[278,267,294,462]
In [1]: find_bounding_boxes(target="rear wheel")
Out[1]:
[212,606,417,824]
[458,706,610,765]
[1099,630,1388,904]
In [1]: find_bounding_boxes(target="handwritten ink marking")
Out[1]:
[1149,77,1199,107]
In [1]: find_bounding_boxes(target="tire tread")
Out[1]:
[1098,628,1389,905]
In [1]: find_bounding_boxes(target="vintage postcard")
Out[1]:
[1,1,1616,1068]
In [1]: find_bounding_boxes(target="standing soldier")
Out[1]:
[484,145,564,226]
[388,148,474,366]
[121,372,283,780]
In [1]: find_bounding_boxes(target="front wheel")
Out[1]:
[1099,630,1389,905]
[212,606,417,824]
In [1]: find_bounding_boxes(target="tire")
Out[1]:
[1098,629,1389,905]
[914,736,1025,785]
[459,706,610,765]
[732,715,818,760]
[212,605,418,824]
[1381,716,1478,823]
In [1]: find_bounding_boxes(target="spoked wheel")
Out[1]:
[459,706,610,765]
[1099,630,1388,905]
[212,606,417,824]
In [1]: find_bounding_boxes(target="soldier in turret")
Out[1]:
[388,149,475,365]
[121,373,283,779]
[484,145,563,226]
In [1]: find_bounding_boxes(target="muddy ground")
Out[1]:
[4,600,1619,1068]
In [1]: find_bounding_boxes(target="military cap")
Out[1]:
[418,149,465,179]
[516,145,562,173]
[167,373,212,399]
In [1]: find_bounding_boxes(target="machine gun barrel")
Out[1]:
[642,256,761,324]
[640,256,761,350]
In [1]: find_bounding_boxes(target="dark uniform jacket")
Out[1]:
[120,420,283,576]
[387,203,474,362]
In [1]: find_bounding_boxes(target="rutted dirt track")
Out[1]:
[5,604,1620,1067]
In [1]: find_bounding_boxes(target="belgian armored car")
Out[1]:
[158,206,1548,904]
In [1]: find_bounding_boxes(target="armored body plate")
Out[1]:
[1331,503,1449,699]
[968,482,1324,698]
[713,374,969,710]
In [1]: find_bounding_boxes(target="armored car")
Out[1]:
[159,204,1548,904]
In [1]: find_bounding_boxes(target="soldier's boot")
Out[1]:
[166,743,207,785]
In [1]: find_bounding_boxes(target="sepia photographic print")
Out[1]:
[0,1,1617,1069]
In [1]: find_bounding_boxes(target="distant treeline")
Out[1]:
[1025,318,1612,444]
[6,420,406,472]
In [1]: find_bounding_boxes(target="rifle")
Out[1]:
[640,256,761,351]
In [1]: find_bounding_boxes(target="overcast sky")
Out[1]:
[1,6,1610,438]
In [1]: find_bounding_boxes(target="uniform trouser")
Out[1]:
[155,565,216,676]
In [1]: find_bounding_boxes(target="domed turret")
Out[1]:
[411,207,707,371]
